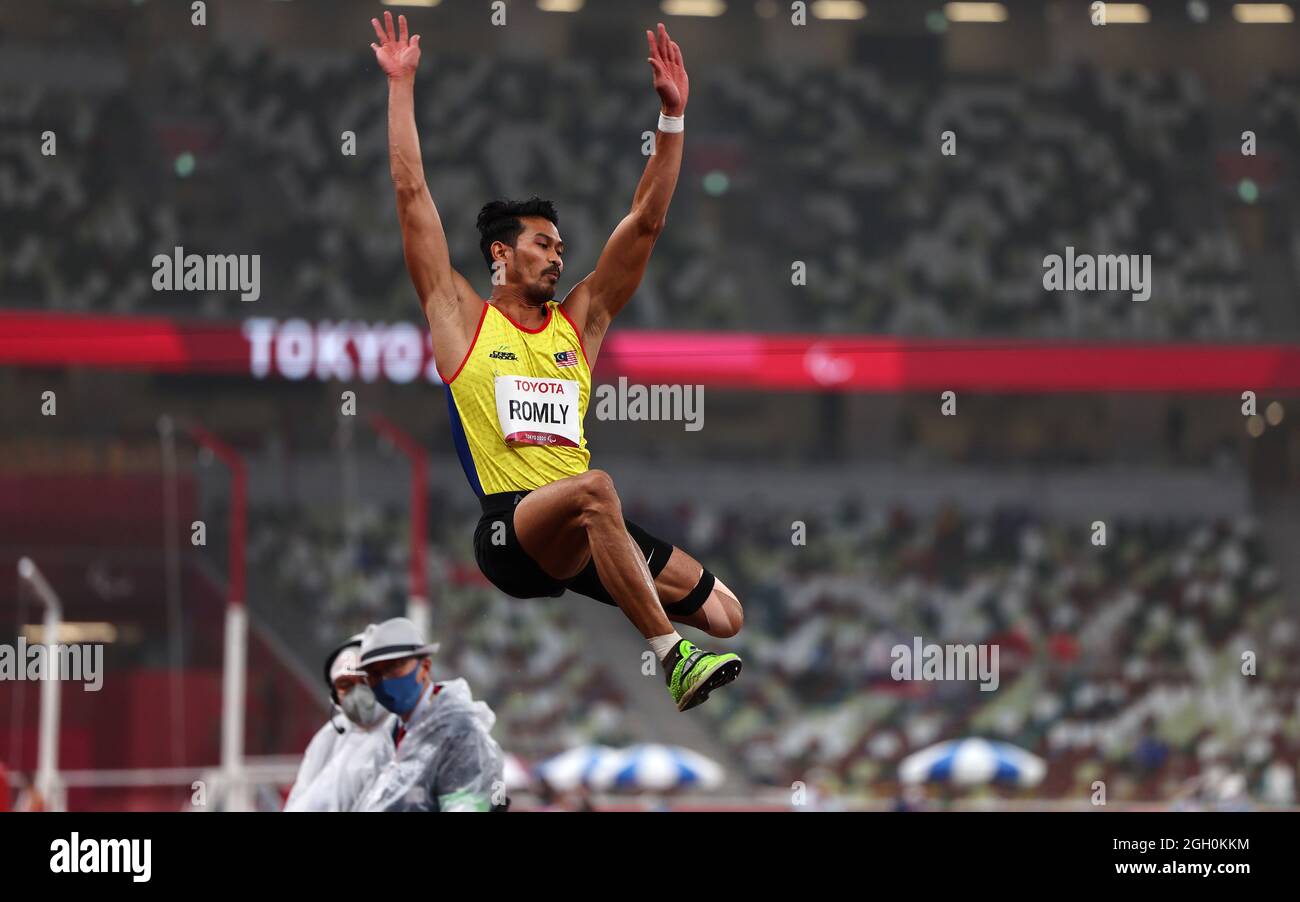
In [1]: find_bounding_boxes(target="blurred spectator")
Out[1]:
[246,492,1297,803]
[1,50,1280,339]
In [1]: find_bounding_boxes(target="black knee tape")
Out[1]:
[664,568,716,618]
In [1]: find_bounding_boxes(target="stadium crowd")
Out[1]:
[3,46,1288,338]
[246,492,1297,804]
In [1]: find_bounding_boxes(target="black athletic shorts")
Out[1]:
[473,490,675,607]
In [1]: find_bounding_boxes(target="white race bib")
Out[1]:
[494,375,581,448]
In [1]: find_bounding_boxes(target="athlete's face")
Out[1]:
[498,217,564,303]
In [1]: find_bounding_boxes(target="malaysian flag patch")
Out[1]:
[554,349,579,368]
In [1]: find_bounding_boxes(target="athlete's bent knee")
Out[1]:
[708,601,743,638]
[576,468,621,523]
[712,582,744,638]
[725,599,744,637]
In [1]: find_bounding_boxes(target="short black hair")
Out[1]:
[476,196,560,271]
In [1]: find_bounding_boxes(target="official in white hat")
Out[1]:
[353,617,506,812]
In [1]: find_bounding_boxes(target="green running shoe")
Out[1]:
[663,639,742,712]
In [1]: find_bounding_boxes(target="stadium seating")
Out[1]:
[244,494,1296,802]
[1,48,1282,338]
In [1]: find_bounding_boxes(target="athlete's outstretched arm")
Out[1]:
[371,12,475,372]
[568,23,688,359]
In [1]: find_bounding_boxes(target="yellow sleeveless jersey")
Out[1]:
[441,301,591,497]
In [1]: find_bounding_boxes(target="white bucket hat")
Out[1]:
[323,632,368,703]
[358,617,440,667]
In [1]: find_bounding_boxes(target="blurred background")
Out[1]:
[1,0,1298,811]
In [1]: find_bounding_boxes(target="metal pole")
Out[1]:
[408,441,430,640]
[185,424,250,812]
[369,415,431,640]
[337,412,357,525]
[225,454,248,811]
[157,415,186,767]
[220,603,248,811]
[18,557,64,811]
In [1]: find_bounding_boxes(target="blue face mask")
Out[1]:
[374,663,425,716]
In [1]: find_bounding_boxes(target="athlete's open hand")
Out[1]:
[371,11,421,80]
[646,22,688,116]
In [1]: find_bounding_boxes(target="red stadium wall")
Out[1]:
[0,468,323,807]
[0,663,318,774]
[0,473,196,548]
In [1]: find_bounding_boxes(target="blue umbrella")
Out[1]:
[588,744,724,793]
[899,738,1045,788]
[534,745,617,791]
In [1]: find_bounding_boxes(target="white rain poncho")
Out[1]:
[285,715,396,812]
[285,722,340,807]
[353,678,504,812]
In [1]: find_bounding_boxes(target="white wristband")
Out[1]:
[658,112,684,133]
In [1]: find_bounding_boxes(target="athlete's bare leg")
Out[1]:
[652,547,744,639]
[513,470,744,640]
[513,469,673,639]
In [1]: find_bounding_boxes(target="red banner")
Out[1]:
[2,310,1298,392]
